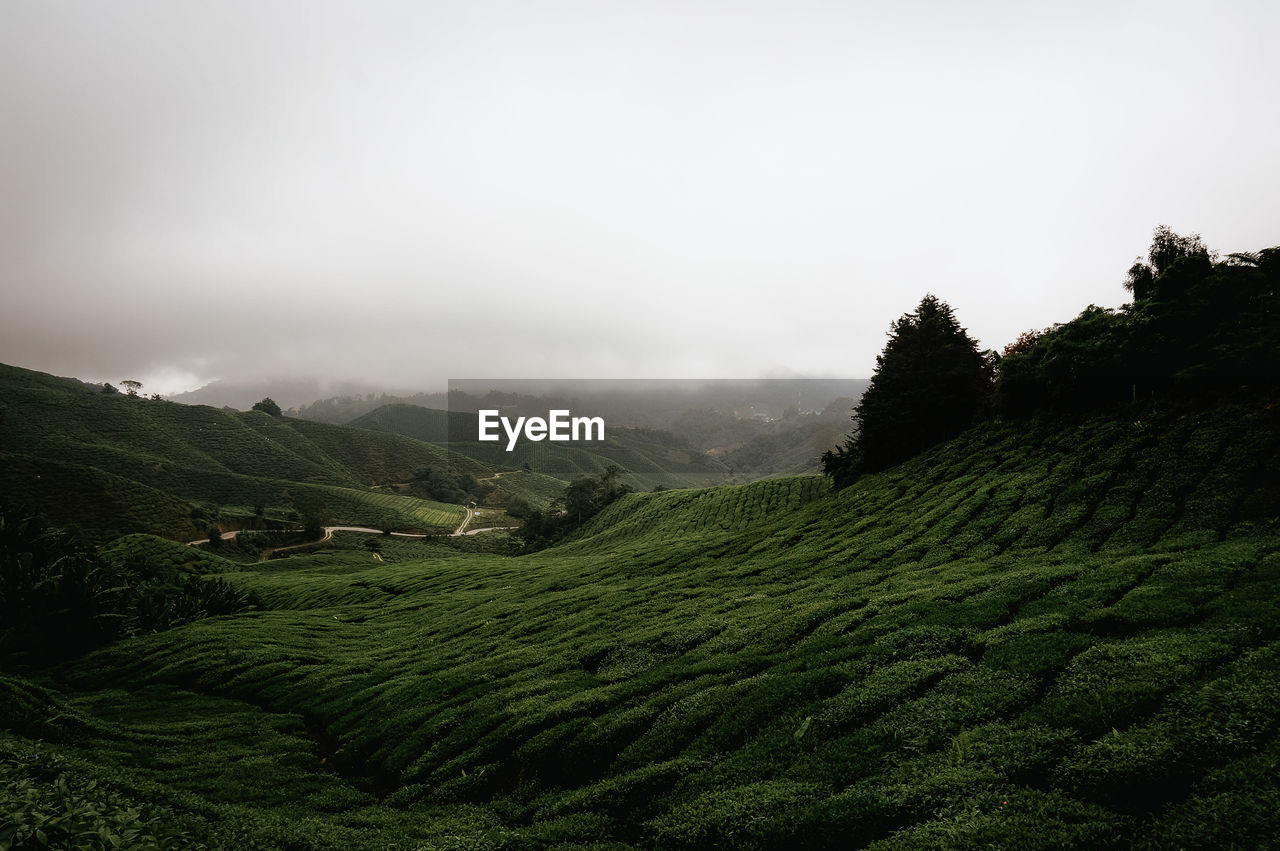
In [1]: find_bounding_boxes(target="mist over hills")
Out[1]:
[0,364,855,543]
[0,363,480,541]
[167,376,424,412]
[5,365,1280,847]
[281,377,868,430]
[2,0,1277,839]
[163,376,870,484]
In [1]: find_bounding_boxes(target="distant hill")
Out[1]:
[288,379,869,435]
[328,381,869,483]
[0,363,471,541]
[1,363,852,541]
[349,403,733,490]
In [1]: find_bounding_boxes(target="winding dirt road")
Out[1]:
[186,511,506,553]
[185,472,526,552]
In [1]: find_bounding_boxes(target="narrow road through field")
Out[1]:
[185,530,243,546]
[453,506,476,535]
[184,473,523,551]
[185,509,507,553]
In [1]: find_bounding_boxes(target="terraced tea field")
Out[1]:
[483,469,575,510]
[4,396,1279,848]
[319,486,465,533]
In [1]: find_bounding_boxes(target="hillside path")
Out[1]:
[185,510,506,553]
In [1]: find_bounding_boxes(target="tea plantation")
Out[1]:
[0,364,473,541]
[3,391,1279,848]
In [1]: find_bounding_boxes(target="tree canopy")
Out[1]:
[824,228,1278,488]
[517,464,632,549]
[1000,227,1280,414]
[252,397,282,417]
[824,294,989,487]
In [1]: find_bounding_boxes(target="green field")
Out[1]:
[4,388,1279,848]
[320,487,465,533]
[483,470,579,511]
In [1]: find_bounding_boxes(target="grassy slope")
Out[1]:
[347,403,463,444]
[5,395,1280,848]
[352,403,732,490]
[481,469,576,511]
[0,363,467,539]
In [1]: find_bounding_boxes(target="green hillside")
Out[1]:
[482,469,578,511]
[347,402,464,443]
[0,363,467,540]
[3,390,1278,848]
[352,403,732,490]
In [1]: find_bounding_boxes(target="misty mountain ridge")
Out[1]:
[169,377,869,426]
[166,376,433,412]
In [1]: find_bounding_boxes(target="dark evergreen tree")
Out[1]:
[824,294,989,486]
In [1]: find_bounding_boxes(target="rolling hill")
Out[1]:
[350,403,733,490]
[0,363,472,540]
[3,385,1278,848]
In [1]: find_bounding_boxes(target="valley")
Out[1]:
[2,359,1279,848]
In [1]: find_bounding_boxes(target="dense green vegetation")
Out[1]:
[407,465,491,505]
[1,385,1277,847]
[2,229,1277,847]
[825,229,1280,488]
[997,235,1279,414]
[514,465,636,550]
[1,513,256,669]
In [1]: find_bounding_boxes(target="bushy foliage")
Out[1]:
[0,744,195,850]
[1123,225,1212,302]
[251,396,283,417]
[828,229,1277,476]
[517,464,633,549]
[409,465,488,504]
[999,228,1280,415]
[996,305,1131,415]
[0,391,1275,847]
[1002,329,1043,358]
[292,490,332,540]
[0,509,258,669]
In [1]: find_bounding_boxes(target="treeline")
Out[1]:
[1000,229,1278,412]
[513,465,632,550]
[825,227,1280,487]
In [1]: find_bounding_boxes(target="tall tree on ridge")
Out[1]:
[824,294,989,487]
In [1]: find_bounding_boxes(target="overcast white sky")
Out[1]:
[1,0,1276,395]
